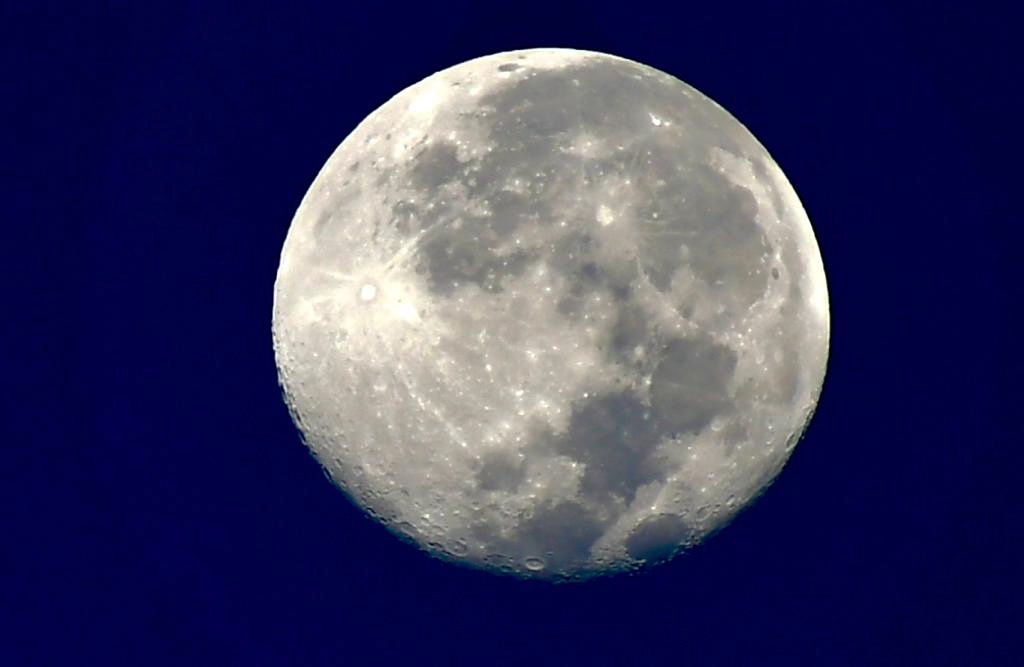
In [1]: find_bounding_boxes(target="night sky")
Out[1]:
[7,2,1022,664]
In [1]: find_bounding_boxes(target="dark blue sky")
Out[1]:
[6,2,1022,664]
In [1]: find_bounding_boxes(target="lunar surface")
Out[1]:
[272,49,829,580]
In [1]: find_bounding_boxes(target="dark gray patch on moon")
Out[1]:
[608,302,649,362]
[408,59,778,305]
[486,188,534,236]
[555,260,605,318]
[310,185,362,243]
[390,199,419,236]
[476,452,526,492]
[625,513,692,563]
[485,69,584,140]
[542,392,665,505]
[311,208,334,242]
[683,181,771,304]
[411,141,464,189]
[768,336,801,405]
[650,335,738,432]
[634,162,773,309]
[468,496,607,573]
[515,500,606,570]
[491,58,681,138]
[417,229,535,295]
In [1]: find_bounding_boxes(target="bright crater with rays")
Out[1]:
[273,49,829,580]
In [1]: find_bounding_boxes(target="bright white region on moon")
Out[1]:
[358,283,377,302]
[272,48,830,581]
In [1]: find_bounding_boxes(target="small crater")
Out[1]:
[498,63,521,72]
[524,556,545,571]
[771,267,780,280]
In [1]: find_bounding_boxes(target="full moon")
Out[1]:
[273,49,829,580]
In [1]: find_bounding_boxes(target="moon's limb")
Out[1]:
[273,49,829,580]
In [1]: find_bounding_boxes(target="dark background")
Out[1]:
[6,1,1022,664]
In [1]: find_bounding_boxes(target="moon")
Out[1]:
[272,48,829,580]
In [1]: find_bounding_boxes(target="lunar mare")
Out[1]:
[273,49,829,580]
